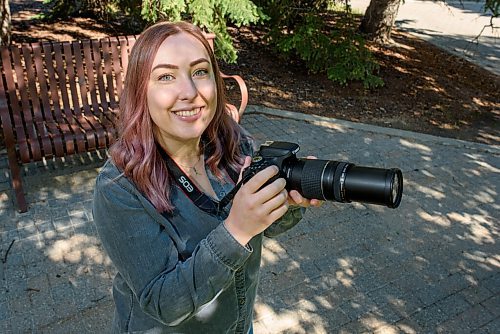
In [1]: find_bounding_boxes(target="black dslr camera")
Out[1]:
[241,141,403,208]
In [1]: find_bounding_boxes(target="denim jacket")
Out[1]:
[92,137,304,334]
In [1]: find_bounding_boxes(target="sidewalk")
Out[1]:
[0,106,498,333]
[350,0,500,76]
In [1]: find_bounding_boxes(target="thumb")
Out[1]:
[238,156,252,183]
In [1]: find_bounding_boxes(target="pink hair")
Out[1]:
[110,21,245,212]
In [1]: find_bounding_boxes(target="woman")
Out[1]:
[93,21,321,333]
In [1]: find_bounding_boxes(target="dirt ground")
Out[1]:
[9,1,500,146]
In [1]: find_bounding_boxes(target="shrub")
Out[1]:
[255,0,383,88]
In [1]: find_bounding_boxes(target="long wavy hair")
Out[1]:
[110,21,245,212]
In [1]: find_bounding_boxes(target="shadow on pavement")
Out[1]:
[0,110,498,333]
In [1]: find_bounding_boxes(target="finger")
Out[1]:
[310,199,324,207]
[306,155,318,160]
[262,188,288,212]
[267,198,289,222]
[288,190,305,206]
[244,165,280,193]
[254,177,287,205]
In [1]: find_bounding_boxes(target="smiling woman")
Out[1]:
[147,32,218,162]
[92,21,320,334]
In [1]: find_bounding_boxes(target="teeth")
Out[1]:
[175,108,200,117]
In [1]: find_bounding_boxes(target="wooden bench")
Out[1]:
[0,33,248,212]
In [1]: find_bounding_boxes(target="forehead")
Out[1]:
[152,32,211,67]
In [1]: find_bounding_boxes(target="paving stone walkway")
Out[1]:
[351,0,500,76]
[0,107,498,333]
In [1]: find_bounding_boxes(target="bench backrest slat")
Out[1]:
[80,40,109,150]
[33,45,53,125]
[21,45,53,160]
[12,47,42,161]
[62,42,81,123]
[35,44,66,157]
[12,48,32,125]
[42,43,64,122]
[110,37,123,99]
[62,42,86,152]
[73,40,97,151]
[83,40,100,116]
[21,46,44,125]
[92,39,109,113]
[119,36,129,82]
[42,42,67,156]
[52,43,71,119]
[0,71,17,154]
[1,47,33,162]
[72,41,91,116]
[101,39,116,110]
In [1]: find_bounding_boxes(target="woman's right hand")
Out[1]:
[224,156,289,246]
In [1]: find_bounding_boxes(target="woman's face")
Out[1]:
[147,32,217,147]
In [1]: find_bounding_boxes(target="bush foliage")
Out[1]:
[45,0,383,87]
[139,0,266,62]
[260,5,384,88]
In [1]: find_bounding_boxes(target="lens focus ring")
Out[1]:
[299,160,330,200]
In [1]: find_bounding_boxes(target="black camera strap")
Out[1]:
[157,144,241,215]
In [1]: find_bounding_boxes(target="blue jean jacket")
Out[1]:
[93,150,304,333]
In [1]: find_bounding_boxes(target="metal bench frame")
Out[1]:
[0,34,248,212]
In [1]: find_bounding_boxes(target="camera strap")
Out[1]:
[157,144,241,215]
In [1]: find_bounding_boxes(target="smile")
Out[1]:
[174,108,202,117]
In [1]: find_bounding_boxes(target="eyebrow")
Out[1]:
[151,58,210,71]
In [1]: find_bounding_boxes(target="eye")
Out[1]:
[158,74,174,81]
[193,68,209,77]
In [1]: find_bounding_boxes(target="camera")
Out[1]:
[241,141,403,208]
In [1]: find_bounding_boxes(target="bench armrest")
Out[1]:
[221,72,248,123]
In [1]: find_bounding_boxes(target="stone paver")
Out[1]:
[0,107,498,333]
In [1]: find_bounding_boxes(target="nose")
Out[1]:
[178,76,198,101]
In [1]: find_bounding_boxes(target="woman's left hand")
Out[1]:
[287,190,323,208]
[287,156,324,208]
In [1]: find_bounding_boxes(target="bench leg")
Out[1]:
[6,148,27,212]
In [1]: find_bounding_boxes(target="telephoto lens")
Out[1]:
[284,159,403,208]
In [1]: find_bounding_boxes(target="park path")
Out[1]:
[351,0,500,75]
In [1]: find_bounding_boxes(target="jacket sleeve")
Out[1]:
[264,206,305,238]
[92,171,252,326]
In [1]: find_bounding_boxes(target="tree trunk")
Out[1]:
[0,0,11,45]
[359,0,401,44]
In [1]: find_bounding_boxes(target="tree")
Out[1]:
[0,0,11,45]
[482,0,499,17]
[358,0,401,44]
[359,0,500,44]
[477,0,499,35]
[140,0,266,62]
[45,0,266,63]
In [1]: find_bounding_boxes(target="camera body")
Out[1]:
[241,141,300,185]
[242,141,403,208]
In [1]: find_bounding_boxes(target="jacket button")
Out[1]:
[239,299,245,305]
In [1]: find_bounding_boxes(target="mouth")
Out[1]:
[173,107,202,117]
